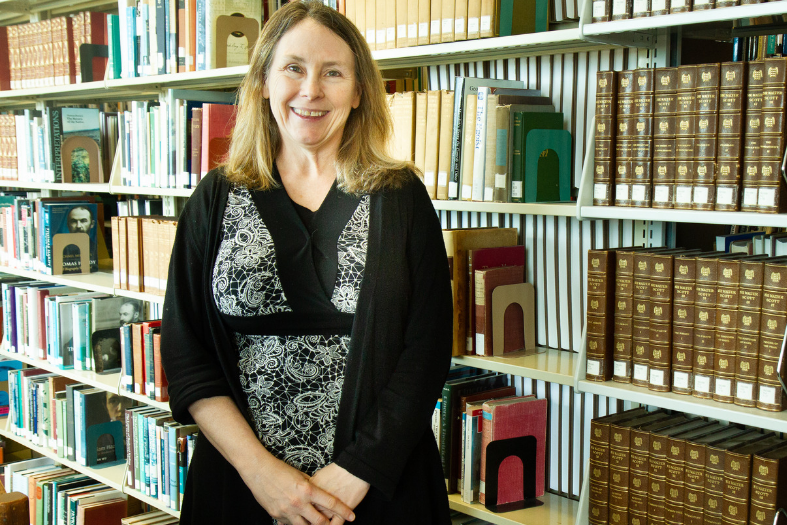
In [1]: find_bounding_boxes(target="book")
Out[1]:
[76,497,128,525]
[200,103,236,180]
[474,264,524,356]
[510,111,562,203]
[41,202,99,275]
[586,248,616,382]
[750,443,787,525]
[75,388,128,467]
[479,396,547,505]
[442,228,518,356]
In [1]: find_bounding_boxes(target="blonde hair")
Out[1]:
[224,0,411,193]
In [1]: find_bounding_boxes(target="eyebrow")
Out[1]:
[279,54,352,68]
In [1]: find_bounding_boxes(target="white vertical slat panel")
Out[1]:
[536,216,547,346]
[545,217,559,348]
[582,219,594,318]
[571,217,584,352]
[525,214,536,287]
[557,217,572,350]
[508,58,517,82]
[561,384,571,495]
[575,52,588,186]
[549,382,561,492]
[613,48,625,72]
[573,390,584,498]
[529,56,540,91]
[608,219,621,249]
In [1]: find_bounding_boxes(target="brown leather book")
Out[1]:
[741,61,765,212]
[750,442,787,525]
[653,67,678,209]
[758,260,787,411]
[758,58,787,213]
[704,430,773,525]
[712,258,742,404]
[588,407,648,525]
[716,62,746,201]
[594,71,618,206]
[691,64,720,211]
[722,435,786,525]
[587,249,617,381]
[736,258,765,406]
[683,425,749,525]
[673,65,698,210]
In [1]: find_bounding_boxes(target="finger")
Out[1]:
[329,515,347,525]
[310,487,355,522]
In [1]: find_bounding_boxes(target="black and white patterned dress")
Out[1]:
[211,182,369,478]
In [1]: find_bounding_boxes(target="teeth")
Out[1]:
[293,108,327,117]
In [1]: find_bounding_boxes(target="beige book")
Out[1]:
[467,0,481,39]
[423,90,442,198]
[419,0,431,45]
[430,0,442,43]
[483,93,498,201]
[414,92,428,176]
[355,0,366,42]
[399,91,416,162]
[407,0,419,47]
[365,0,376,50]
[437,90,454,199]
[441,0,455,42]
[397,0,409,47]
[493,104,511,202]
[387,0,397,49]
[460,93,477,201]
[376,0,387,51]
[455,0,468,41]
[385,93,396,157]
[480,0,495,38]
[345,0,355,26]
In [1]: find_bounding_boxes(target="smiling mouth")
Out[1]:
[292,108,328,117]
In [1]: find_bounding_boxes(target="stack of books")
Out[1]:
[112,216,177,296]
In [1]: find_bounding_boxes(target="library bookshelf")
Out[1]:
[3,0,787,523]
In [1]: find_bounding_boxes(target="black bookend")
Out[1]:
[79,44,109,82]
[484,435,543,513]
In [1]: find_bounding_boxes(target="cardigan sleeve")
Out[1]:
[161,171,235,424]
[334,176,453,498]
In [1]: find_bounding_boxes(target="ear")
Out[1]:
[352,85,361,109]
[263,79,270,99]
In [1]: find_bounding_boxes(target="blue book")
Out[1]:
[167,423,178,509]
[196,0,205,71]
[127,6,138,78]
[148,415,158,497]
[41,202,98,275]
[156,0,167,75]
[71,302,91,371]
[119,324,134,392]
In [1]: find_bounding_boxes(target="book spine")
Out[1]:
[734,259,762,407]
[509,110,524,202]
[482,93,498,202]
[703,445,727,525]
[673,65,697,210]
[750,453,787,525]
[741,61,764,211]
[594,71,617,206]
[692,64,720,211]
[671,255,696,395]
[460,94,477,201]
[711,259,739,404]
[757,261,787,411]
[646,432,673,524]
[664,436,688,524]
[492,105,510,203]
[652,68,677,208]
[125,408,135,488]
[758,58,787,214]
[169,426,178,509]
[470,87,488,202]
[715,61,746,211]
[145,328,155,399]
[586,249,615,381]
[631,252,652,387]
[195,0,205,71]
[647,253,674,392]
[448,76,465,200]
[692,256,718,400]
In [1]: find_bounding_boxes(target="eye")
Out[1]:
[286,64,302,73]
[326,70,342,77]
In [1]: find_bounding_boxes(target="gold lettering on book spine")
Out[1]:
[759,465,768,476]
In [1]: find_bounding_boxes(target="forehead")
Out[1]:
[69,209,90,218]
[273,19,354,66]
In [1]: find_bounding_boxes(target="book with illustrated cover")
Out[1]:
[59,108,103,183]
[42,202,98,275]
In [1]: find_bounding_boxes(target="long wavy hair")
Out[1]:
[223,0,411,193]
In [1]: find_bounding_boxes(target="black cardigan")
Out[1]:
[160,169,454,523]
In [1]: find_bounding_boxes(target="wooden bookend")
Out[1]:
[78,43,109,82]
[0,480,29,525]
[214,15,260,68]
[483,435,543,513]
[61,136,103,183]
[52,233,91,275]
[491,282,536,356]
[524,129,573,203]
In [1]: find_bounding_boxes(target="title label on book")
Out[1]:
[593,0,607,17]
[673,371,689,389]
[587,359,601,376]
[759,385,776,405]
[512,181,523,198]
[419,23,429,37]
[614,361,628,378]
[694,375,711,393]
[736,381,754,401]
[715,378,731,396]
[480,16,491,31]
[633,364,648,381]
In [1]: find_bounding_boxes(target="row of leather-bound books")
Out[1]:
[589,406,787,525]
[585,247,787,412]
[592,57,787,214]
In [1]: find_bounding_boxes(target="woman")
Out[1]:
[160,2,453,524]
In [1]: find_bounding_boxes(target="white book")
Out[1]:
[470,87,488,202]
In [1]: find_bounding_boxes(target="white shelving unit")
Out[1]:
[448,493,578,525]
[453,347,576,386]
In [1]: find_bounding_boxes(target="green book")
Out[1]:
[498,0,548,36]
[510,112,563,203]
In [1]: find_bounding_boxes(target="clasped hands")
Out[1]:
[248,458,370,525]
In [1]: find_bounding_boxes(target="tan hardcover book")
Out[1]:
[436,90,454,200]
[479,0,494,38]
[414,91,428,177]
[396,0,408,48]
[750,443,787,525]
[742,61,765,211]
[418,0,431,45]
[118,216,129,291]
[140,218,157,295]
[423,90,441,199]
[467,0,481,38]
[407,0,418,47]
[354,0,366,44]
[387,0,397,49]
[459,93,477,201]
[430,0,441,43]
[125,217,142,293]
[111,216,121,289]
[365,0,376,50]
[653,68,677,209]
[441,0,455,42]
[442,227,518,356]
[672,254,697,394]
[492,105,510,203]
[160,219,178,295]
[454,0,467,41]
[482,93,498,202]
[595,71,618,206]
[375,0,387,51]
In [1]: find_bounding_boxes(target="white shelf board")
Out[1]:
[448,493,576,525]
[577,380,787,433]
[0,417,127,490]
[0,348,121,392]
[122,390,170,412]
[433,200,578,217]
[580,205,787,228]
[109,185,194,198]
[0,265,116,295]
[124,486,180,518]
[452,348,576,386]
[583,2,787,36]
[0,180,110,193]
[115,288,166,305]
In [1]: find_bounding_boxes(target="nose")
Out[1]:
[301,71,323,100]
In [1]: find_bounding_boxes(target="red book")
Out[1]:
[152,329,169,401]
[0,27,9,90]
[474,265,524,356]
[190,107,202,186]
[82,12,108,82]
[200,103,237,180]
[76,497,128,525]
[141,320,162,398]
[480,396,547,505]
[131,322,145,395]
[468,245,525,354]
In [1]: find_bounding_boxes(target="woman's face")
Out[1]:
[263,18,361,159]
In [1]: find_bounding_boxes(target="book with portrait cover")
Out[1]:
[41,202,98,275]
[74,388,127,467]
